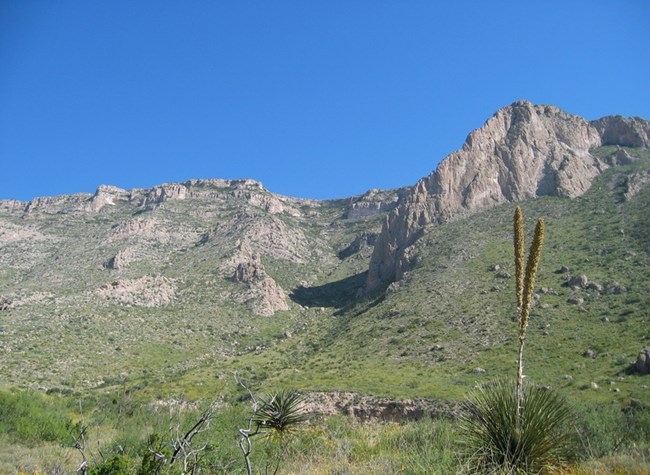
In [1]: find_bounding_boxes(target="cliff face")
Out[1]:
[0,174,399,318]
[367,101,650,290]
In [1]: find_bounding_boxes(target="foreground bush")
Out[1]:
[461,378,573,474]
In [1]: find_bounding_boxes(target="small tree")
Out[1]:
[168,398,220,474]
[139,397,220,475]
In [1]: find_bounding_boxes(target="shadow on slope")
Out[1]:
[290,272,367,309]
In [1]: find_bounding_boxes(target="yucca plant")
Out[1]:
[462,379,572,474]
[252,390,308,437]
[237,383,307,475]
[461,207,573,474]
[515,207,544,425]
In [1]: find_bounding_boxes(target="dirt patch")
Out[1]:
[302,391,461,422]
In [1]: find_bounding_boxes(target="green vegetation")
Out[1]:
[1,396,647,473]
[0,152,649,472]
[462,380,573,473]
[0,390,72,446]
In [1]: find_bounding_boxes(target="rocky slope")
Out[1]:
[0,179,400,320]
[367,101,650,290]
[0,102,648,400]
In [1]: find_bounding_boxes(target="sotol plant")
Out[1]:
[237,374,307,475]
[514,206,544,424]
[462,207,572,474]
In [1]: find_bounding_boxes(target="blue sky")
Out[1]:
[1,1,649,201]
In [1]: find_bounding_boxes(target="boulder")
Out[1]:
[635,349,650,375]
[568,274,589,288]
[608,282,628,294]
[105,247,136,270]
[586,282,604,292]
[0,296,11,311]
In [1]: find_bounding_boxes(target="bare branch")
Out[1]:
[165,396,221,475]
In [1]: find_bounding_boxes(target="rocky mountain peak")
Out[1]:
[367,101,650,290]
[88,185,131,212]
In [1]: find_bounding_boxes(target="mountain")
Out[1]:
[0,102,648,405]
[367,100,650,290]
[0,179,403,316]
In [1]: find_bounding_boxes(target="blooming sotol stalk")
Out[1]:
[514,207,545,427]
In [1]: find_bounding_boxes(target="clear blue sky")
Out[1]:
[1,1,649,201]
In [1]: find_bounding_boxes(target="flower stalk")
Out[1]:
[514,207,545,430]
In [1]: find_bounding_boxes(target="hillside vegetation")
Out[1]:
[0,152,648,473]
[1,125,649,471]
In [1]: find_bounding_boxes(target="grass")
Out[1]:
[0,397,647,474]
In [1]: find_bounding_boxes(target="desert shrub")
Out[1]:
[0,389,72,445]
[88,454,133,475]
[574,402,650,460]
[461,378,573,473]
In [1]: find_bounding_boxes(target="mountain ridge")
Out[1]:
[366,100,650,290]
[0,102,649,392]
[2,101,649,316]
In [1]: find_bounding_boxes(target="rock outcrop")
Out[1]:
[205,211,313,264]
[623,169,650,201]
[18,178,303,217]
[232,251,289,317]
[95,275,177,307]
[342,188,406,219]
[24,193,92,215]
[367,101,650,290]
[338,232,378,259]
[302,391,461,421]
[87,185,131,212]
[104,247,137,270]
[592,116,650,148]
[635,349,650,375]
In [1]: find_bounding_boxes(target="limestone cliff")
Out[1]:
[367,101,650,290]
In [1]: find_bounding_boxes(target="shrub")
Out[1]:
[88,455,132,475]
[461,378,573,473]
[0,389,71,445]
